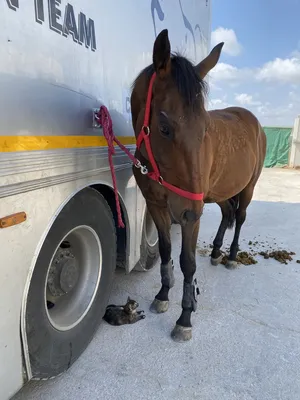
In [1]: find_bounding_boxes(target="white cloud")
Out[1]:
[209,63,240,81]
[209,81,222,91]
[291,49,300,58]
[289,91,300,102]
[208,95,232,110]
[235,93,261,106]
[208,46,300,126]
[256,105,269,116]
[257,56,300,83]
[210,98,223,106]
[211,27,242,56]
[256,104,295,124]
[209,53,300,87]
[208,94,296,126]
[209,62,252,84]
[211,63,239,80]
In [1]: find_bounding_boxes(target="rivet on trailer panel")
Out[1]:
[0,212,27,228]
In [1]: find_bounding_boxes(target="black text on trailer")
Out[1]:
[5,0,97,51]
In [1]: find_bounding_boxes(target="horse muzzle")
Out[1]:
[167,194,202,225]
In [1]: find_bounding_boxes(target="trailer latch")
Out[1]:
[92,108,102,129]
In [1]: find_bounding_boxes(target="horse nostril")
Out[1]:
[182,209,198,223]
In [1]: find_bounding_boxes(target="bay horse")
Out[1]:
[130,29,266,342]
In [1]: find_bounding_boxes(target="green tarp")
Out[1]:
[263,126,292,168]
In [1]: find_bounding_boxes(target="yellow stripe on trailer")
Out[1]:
[0,135,137,152]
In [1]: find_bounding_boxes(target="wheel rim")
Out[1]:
[145,209,158,248]
[44,225,102,331]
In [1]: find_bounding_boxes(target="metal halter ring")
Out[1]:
[141,165,148,175]
[158,176,164,185]
[142,125,150,136]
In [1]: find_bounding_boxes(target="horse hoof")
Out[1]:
[226,260,238,270]
[149,299,169,314]
[171,325,192,342]
[210,254,223,266]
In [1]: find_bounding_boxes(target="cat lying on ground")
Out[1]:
[103,296,145,326]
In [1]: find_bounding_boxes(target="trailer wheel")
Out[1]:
[134,208,159,271]
[25,188,116,379]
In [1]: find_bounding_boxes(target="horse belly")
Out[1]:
[207,164,254,202]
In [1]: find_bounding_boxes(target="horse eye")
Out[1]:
[160,125,170,136]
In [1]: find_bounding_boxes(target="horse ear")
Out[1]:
[195,42,224,79]
[153,29,171,78]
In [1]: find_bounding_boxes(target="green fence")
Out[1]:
[263,126,292,168]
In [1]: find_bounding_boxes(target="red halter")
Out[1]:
[136,72,204,201]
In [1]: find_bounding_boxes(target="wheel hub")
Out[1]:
[47,248,79,297]
[45,225,102,331]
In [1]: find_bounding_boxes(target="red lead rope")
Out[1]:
[96,106,139,228]
[97,72,204,228]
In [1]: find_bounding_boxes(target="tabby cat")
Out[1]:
[103,296,145,326]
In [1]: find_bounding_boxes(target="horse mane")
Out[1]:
[131,52,208,112]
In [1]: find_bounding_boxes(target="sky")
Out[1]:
[208,0,300,127]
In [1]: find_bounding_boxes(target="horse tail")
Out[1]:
[227,194,239,229]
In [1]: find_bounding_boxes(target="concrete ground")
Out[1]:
[13,168,300,400]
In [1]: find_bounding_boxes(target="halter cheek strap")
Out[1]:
[136,72,204,202]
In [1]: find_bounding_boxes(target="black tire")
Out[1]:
[25,188,116,379]
[134,208,159,271]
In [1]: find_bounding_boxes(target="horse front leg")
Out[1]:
[146,203,174,314]
[171,218,200,342]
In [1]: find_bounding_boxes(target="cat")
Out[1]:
[103,296,145,326]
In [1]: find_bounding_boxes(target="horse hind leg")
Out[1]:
[210,197,239,266]
[226,186,254,269]
[146,203,174,314]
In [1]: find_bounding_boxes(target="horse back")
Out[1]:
[208,106,266,158]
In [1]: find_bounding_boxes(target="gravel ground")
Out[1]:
[12,168,300,400]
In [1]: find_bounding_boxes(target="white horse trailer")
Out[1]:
[0,1,211,398]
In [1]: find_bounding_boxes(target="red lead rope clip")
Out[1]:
[134,160,148,175]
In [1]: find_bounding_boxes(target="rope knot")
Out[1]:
[97,106,115,156]
[96,105,124,228]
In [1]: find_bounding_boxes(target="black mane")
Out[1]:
[132,52,208,111]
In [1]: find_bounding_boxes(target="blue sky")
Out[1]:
[208,0,300,126]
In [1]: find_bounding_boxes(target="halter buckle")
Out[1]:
[142,125,150,136]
